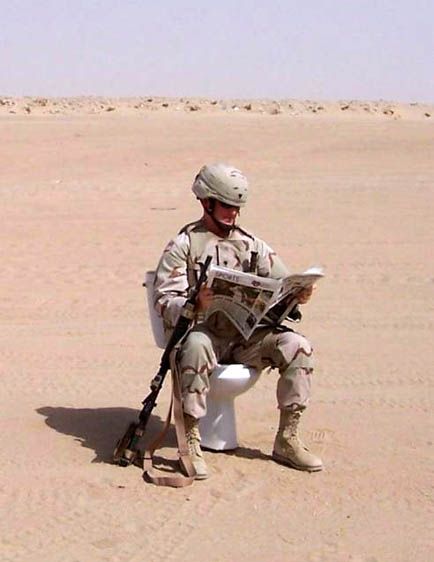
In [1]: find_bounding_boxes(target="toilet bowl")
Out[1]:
[145,271,260,451]
[199,364,260,451]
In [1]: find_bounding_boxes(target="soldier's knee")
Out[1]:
[279,331,312,353]
[261,330,313,373]
[178,330,216,394]
[181,330,213,355]
[278,333,314,377]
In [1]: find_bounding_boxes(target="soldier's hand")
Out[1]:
[296,285,315,305]
[195,285,214,312]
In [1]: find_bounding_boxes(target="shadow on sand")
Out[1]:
[36,405,270,470]
[219,445,271,462]
[201,443,271,463]
[36,405,177,464]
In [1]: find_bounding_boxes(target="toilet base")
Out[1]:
[199,397,238,451]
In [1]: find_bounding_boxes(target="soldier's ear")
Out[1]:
[200,198,214,214]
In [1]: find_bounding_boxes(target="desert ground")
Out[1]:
[1,97,433,561]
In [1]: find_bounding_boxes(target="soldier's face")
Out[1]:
[213,200,240,226]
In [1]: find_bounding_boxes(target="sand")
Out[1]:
[1,97,433,562]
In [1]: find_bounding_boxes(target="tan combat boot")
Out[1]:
[272,408,323,472]
[183,413,208,480]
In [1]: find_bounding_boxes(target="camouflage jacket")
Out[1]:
[153,218,289,336]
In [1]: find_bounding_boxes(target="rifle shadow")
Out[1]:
[36,405,177,464]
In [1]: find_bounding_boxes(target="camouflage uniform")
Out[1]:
[153,219,314,419]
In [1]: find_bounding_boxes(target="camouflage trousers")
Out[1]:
[175,324,314,419]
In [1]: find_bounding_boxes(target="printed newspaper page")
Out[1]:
[265,267,324,325]
[205,265,280,339]
[205,265,324,339]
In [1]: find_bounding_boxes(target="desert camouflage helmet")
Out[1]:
[192,163,248,207]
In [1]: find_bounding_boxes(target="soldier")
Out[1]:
[153,163,322,480]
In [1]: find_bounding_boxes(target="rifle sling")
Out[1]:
[143,347,196,487]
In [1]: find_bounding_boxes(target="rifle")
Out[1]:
[113,255,212,467]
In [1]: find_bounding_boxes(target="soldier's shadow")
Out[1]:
[36,405,176,464]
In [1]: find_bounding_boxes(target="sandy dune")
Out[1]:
[1,98,433,561]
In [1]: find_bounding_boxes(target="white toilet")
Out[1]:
[145,271,260,451]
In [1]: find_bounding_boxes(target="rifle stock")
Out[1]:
[113,255,212,467]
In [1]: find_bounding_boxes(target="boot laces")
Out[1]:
[185,423,203,458]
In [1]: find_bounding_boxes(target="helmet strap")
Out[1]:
[204,198,237,235]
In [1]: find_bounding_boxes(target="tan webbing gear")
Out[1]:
[179,219,256,288]
[142,348,197,487]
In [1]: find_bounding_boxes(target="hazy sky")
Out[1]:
[2,0,433,102]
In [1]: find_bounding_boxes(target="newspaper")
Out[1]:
[205,264,324,340]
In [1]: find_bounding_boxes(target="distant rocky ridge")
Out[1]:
[0,96,432,119]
